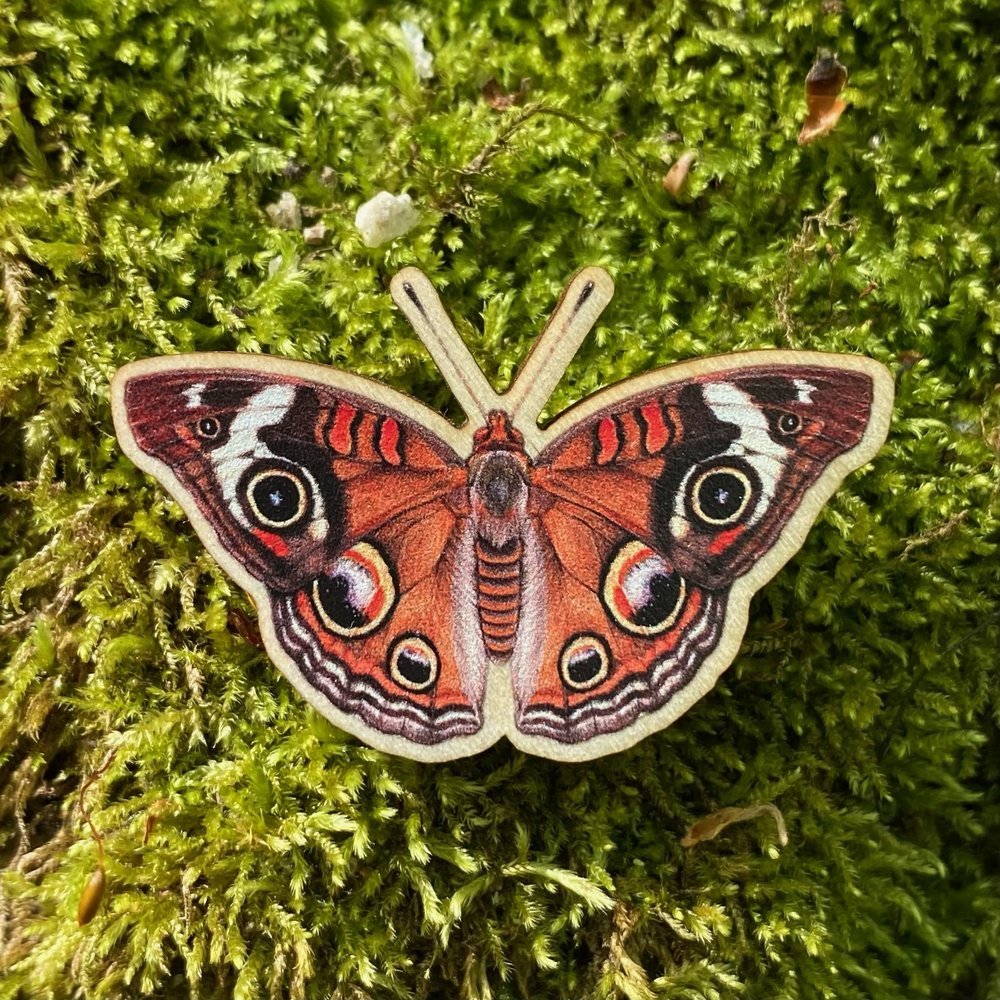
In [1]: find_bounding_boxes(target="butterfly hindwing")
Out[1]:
[510,356,888,754]
[113,356,490,750]
[271,514,487,746]
[508,503,726,745]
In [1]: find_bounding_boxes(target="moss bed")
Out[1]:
[1,1,998,997]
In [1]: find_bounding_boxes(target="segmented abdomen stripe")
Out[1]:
[475,538,522,658]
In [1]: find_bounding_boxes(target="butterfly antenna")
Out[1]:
[502,266,615,430]
[390,267,501,425]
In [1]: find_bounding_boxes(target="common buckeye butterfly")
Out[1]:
[112,268,893,761]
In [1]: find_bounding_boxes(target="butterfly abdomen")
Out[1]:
[467,428,532,659]
[475,537,523,658]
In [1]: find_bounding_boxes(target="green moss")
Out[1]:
[1,0,998,997]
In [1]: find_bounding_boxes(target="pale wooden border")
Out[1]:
[112,269,894,762]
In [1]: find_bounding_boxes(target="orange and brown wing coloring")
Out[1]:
[117,363,487,746]
[591,399,676,465]
[512,363,879,743]
[114,263,893,762]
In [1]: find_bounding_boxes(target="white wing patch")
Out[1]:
[670,382,791,530]
[794,379,816,403]
[183,383,206,409]
[207,385,328,543]
[211,384,296,504]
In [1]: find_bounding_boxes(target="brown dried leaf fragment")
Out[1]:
[481,77,530,110]
[798,53,848,145]
[228,607,263,648]
[681,803,788,848]
[662,152,696,196]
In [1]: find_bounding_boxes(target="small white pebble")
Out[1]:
[266,191,302,230]
[303,222,327,245]
[400,20,434,80]
[354,191,420,248]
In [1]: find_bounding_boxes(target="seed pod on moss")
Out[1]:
[77,866,106,926]
[662,152,696,196]
[143,798,171,844]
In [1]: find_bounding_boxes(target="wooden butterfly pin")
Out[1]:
[112,268,893,761]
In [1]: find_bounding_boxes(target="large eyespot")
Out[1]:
[312,542,396,637]
[388,635,439,692]
[246,467,309,529]
[602,541,686,636]
[559,634,611,692]
[689,464,754,526]
[195,416,222,439]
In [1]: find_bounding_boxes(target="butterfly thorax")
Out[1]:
[469,412,531,659]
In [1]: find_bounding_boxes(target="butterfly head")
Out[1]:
[472,411,525,454]
[469,412,529,546]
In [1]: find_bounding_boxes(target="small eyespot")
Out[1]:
[689,465,754,526]
[777,412,801,435]
[559,635,611,692]
[602,540,686,636]
[312,542,396,638]
[388,635,439,692]
[246,468,309,529]
[196,416,221,439]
